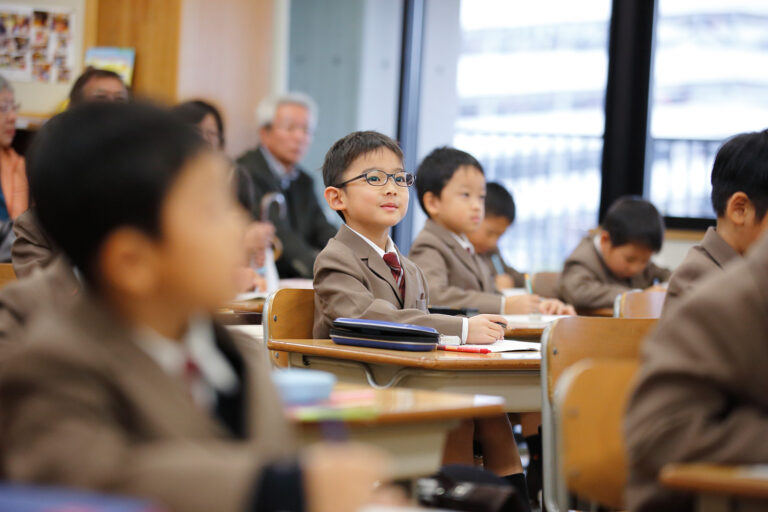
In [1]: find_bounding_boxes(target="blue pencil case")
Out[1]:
[330,318,439,351]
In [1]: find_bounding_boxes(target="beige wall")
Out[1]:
[177,0,275,158]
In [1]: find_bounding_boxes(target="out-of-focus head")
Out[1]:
[256,92,317,169]
[173,100,225,150]
[68,67,130,107]
[0,75,18,149]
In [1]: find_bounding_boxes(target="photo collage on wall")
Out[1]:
[0,4,74,83]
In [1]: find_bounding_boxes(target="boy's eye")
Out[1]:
[366,174,382,183]
[394,175,405,184]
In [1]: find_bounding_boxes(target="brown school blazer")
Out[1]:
[409,219,503,314]
[479,248,526,288]
[11,208,58,278]
[0,295,295,512]
[313,224,463,338]
[0,257,78,361]
[662,227,739,316]
[557,236,671,309]
[624,233,768,512]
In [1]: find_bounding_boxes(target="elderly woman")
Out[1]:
[0,75,27,222]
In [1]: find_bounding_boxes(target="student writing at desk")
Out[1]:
[663,129,768,315]
[558,196,671,310]
[0,103,388,512]
[313,131,530,508]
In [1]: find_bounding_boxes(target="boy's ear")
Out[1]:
[599,229,612,249]
[422,191,441,218]
[98,227,162,297]
[725,191,750,226]
[324,186,346,215]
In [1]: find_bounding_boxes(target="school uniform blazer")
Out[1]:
[0,257,78,363]
[662,227,739,316]
[313,223,463,339]
[11,208,58,278]
[624,233,768,512]
[557,236,671,309]
[236,146,337,279]
[409,219,503,314]
[479,248,526,288]
[0,294,296,512]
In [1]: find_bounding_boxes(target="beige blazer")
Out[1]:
[409,219,503,314]
[0,257,78,362]
[662,227,739,316]
[11,208,59,278]
[313,224,463,339]
[557,236,671,309]
[0,294,295,512]
[624,233,768,512]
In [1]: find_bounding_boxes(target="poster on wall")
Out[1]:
[85,47,135,86]
[0,4,74,83]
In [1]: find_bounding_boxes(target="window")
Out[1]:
[414,0,611,271]
[646,1,768,220]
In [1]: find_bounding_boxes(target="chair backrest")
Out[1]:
[0,263,16,289]
[615,290,667,318]
[532,271,560,298]
[263,288,315,341]
[556,359,639,509]
[543,316,655,403]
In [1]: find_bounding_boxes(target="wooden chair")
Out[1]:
[0,263,16,289]
[541,316,656,512]
[555,359,639,510]
[262,288,315,367]
[614,290,667,318]
[532,271,560,298]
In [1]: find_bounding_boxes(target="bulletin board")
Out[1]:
[0,0,85,116]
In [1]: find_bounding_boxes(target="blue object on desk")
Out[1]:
[0,483,161,511]
[272,369,337,405]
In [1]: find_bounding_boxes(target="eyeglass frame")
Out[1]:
[333,169,415,188]
[0,102,20,114]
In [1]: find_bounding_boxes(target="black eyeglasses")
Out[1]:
[334,169,414,188]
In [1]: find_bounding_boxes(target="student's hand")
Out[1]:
[494,274,515,290]
[538,299,576,316]
[467,314,507,344]
[504,294,541,314]
[645,284,666,292]
[234,267,257,293]
[244,222,275,267]
[252,273,268,293]
[303,442,391,512]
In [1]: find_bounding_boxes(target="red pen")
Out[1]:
[439,345,491,354]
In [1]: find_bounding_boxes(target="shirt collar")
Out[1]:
[135,316,239,395]
[593,233,602,255]
[259,145,298,188]
[450,231,475,255]
[346,225,397,259]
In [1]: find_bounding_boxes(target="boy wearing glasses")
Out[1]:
[313,131,508,343]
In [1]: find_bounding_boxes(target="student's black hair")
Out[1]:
[27,101,208,285]
[602,196,665,252]
[485,182,515,224]
[415,146,484,217]
[710,129,768,220]
[322,130,404,221]
[173,99,225,149]
[68,67,129,107]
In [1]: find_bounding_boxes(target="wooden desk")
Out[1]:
[661,463,768,512]
[291,383,505,478]
[223,298,265,313]
[576,307,614,317]
[268,339,541,412]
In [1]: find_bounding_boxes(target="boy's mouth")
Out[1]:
[380,202,399,211]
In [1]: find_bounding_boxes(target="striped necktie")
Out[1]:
[382,252,406,298]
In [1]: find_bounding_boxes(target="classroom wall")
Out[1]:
[177,0,275,158]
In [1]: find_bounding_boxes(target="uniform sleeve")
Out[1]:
[11,212,56,279]
[558,261,630,309]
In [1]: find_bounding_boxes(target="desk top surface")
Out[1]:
[268,338,541,370]
[661,463,768,500]
[289,383,506,426]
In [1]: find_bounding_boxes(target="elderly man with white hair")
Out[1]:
[237,93,336,278]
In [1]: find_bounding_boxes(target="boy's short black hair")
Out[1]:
[415,147,484,216]
[322,130,404,220]
[68,67,128,107]
[27,102,207,284]
[711,130,768,220]
[485,182,515,224]
[602,196,665,252]
[173,99,225,149]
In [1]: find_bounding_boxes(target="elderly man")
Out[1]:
[237,93,336,278]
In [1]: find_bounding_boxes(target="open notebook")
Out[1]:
[503,314,569,329]
[461,339,541,353]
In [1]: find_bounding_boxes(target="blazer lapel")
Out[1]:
[337,225,403,305]
[399,249,423,307]
[425,220,485,288]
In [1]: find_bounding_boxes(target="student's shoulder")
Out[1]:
[314,226,364,271]
[410,220,453,254]
[562,236,601,275]
[668,243,720,290]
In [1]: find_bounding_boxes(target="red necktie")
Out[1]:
[382,252,406,298]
